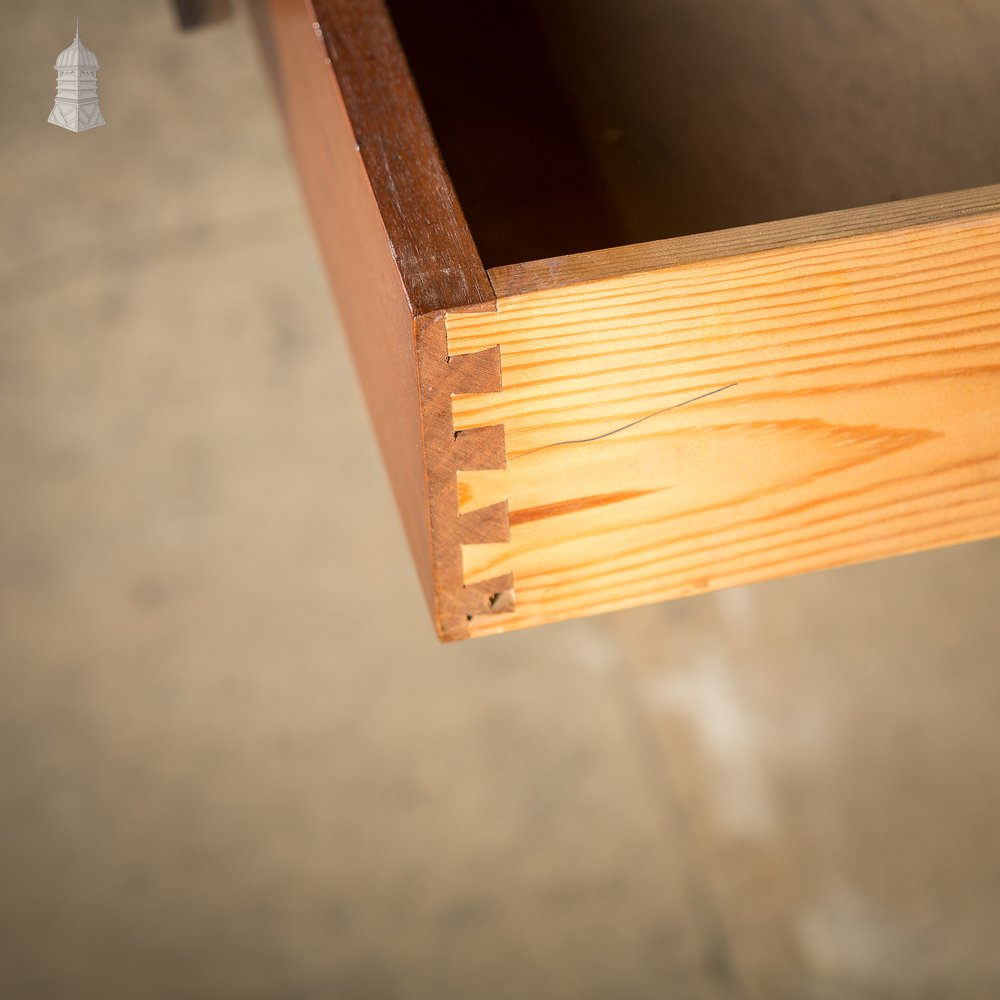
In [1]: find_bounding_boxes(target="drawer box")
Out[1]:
[253,0,1000,639]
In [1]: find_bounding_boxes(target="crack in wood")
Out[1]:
[513,383,739,459]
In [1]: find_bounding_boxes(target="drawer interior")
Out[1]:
[386,0,1000,269]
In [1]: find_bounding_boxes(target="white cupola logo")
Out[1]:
[49,20,106,132]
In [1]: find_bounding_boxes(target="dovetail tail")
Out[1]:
[417,312,512,639]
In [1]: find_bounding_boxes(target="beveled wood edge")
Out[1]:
[415,306,514,641]
[310,0,493,315]
[489,185,1000,298]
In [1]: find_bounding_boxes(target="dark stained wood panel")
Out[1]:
[385,0,628,269]
[260,0,492,610]
[254,0,512,638]
[310,0,493,314]
[389,0,1000,258]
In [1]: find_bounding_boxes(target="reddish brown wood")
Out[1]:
[415,311,513,639]
[257,0,512,637]
[309,0,493,314]
[384,0,627,269]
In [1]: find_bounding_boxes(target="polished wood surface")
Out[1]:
[257,0,511,637]
[309,0,491,313]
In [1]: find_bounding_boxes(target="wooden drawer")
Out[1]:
[252,0,1000,640]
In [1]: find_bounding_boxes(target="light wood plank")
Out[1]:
[491,186,1000,297]
[448,210,1000,636]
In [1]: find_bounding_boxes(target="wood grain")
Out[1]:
[492,187,1000,298]
[256,0,1000,640]
[450,207,1000,636]
[416,311,513,639]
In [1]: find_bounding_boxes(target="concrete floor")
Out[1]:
[2,3,1000,998]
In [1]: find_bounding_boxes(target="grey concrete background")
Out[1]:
[2,3,999,998]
